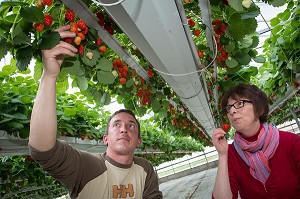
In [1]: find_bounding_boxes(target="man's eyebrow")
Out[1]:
[111,119,137,125]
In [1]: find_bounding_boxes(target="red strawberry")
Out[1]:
[222,123,231,131]
[95,37,102,46]
[188,19,195,27]
[64,37,72,43]
[99,46,107,53]
[69,22,78,34]
[120,77,126,85]
[77,45,84,55]
[32,22,44,32]
[65,10,75,22]
[77,32,85,41]
[96,12,105,21]
[77,19,87,30]
[294,81,300,88]
[194,29,200,36]
[147,70,154,77]
[104,23,114,35]
[44,14,53,26]
[42,0,52,6]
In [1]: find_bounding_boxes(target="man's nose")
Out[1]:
[120,124,128,132]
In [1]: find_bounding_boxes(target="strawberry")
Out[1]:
[294,81,300,88]
[95,37,102,46]
[104,23,114,35]
[222,123,231,131]
[86,52,93,60]
[77,19,87,30]
[44,14,53,26]
[77,32,85,41]
[42,0,52,6]
[121,70,127,78]
[81,28,88,35]
[73,36,81,45]
[120,77,126,85]
[32,22,44,32]
[197,50,204,58]
[65,10,75,22]
[188,19,195,27]
[99,46,107,53]
[77,45,84,56]
[81,135,85,140]
[36,0,44,8]
[69,22,78,34]
[64,37,72,43]
[147,70,154,77]
[96,12,105,21]
[194,29,200,36]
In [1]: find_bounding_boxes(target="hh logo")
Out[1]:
[112,183,134,198]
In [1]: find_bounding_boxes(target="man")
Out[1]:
[28,25,162,199]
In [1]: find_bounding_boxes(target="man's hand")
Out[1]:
[41,25,78,78]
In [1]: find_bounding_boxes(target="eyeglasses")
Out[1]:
[225,100,252,113]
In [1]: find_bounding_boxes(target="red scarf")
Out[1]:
[234,123,280,185]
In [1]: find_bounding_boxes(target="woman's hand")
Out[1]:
[212,128,229,157]
[41,25,78,78]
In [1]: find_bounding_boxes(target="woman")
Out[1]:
[212,83,300,199]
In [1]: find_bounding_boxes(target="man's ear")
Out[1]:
[103,134,108,145]
[136,138,142,148]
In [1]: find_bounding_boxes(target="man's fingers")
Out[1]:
[54,25,70,32]
[54,25,76,39]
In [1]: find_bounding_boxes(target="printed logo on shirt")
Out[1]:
[113,183,134,198]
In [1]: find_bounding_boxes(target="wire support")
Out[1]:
[91,0,125,6]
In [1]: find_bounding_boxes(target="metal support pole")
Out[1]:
[290,109,300,132]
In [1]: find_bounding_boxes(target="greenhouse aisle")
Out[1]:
[159,167,217,199]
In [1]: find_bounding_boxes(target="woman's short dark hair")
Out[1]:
[221,83,269,123]
[105,109,141,137]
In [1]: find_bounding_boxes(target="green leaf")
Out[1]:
[0,38,11,60]
[66,62,85,76]
[101,92,111,105]
[125,78,134,88]
[225,42,235,53]
[227,0,243,11]
[227,13,257,41]
[87,28,98,42]
[151,98,160,113]
[226,57,238,68]
[234,52,251,65]
[76,76,88,91]
[93,91,102,104]
[81,48,100,66]
[12,24,30,45]
[20,6,44,23]
[34,61,43,80]
[268,0,286,7]
[97,71,115,84]
[253,56,266,63]
[56,79,69,94]
[39,31,60,50]
[16,47,33,71]
[97,58,112,71]
[4,14,22,24]
[64,108,77,117]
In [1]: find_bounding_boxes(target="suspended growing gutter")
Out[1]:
[100,0,216,136]
[61,0,216,137]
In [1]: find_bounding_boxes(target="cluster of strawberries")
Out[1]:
[32,0,54,32]
[212,18,228,64]
[112,59,131,85]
